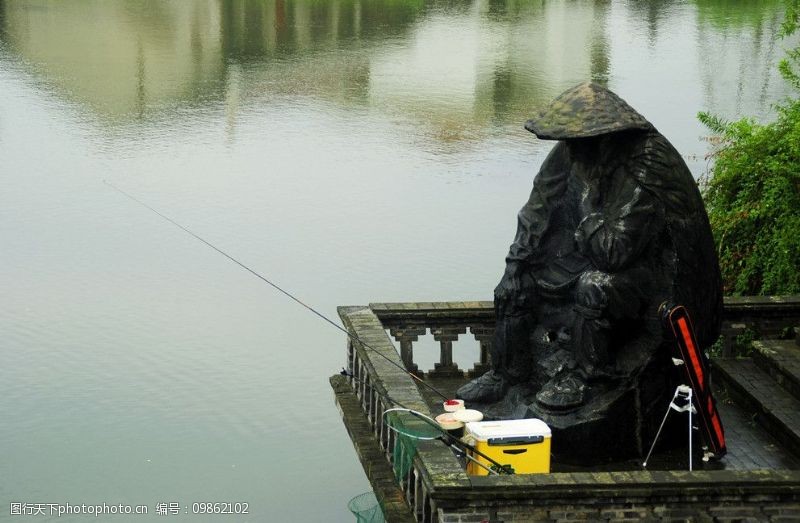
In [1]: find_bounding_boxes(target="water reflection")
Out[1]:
[693,0,788,119]
[694,0,784,31]
[0,0,614,140]
[0,1,224,119]
[625,0,674,46]
[219,0,424,58]
[0,0,793,140]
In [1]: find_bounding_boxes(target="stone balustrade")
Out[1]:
[372,296,800,376]
[372,301,494,378]
[338,305,465,522]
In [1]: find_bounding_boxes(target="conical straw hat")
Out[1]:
[525,82,652,140]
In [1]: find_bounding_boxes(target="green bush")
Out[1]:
[699,0,800,296]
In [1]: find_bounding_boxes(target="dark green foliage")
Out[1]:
[699,0,800,296]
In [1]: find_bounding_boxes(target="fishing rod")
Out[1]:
[104,180,450,401]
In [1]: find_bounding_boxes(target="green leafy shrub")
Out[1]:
[699,0,800,296]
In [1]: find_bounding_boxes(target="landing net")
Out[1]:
[347,491,384,523]
[383,408,442,479]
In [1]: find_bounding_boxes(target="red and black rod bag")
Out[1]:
[661,303,727,458]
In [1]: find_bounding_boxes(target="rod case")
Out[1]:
[660,303,727,458]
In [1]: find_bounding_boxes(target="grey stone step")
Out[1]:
[752,339,800,401]
[714,357,800,458]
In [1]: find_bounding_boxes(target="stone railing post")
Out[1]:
[430,326,466,378]
[389,326,426,374]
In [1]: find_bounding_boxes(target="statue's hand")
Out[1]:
[494,263,534,316]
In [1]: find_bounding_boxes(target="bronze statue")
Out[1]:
[457,83,722,462]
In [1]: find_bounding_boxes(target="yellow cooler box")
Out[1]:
[465,419,551,475]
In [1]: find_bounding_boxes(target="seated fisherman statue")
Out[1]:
[457,82,723,462]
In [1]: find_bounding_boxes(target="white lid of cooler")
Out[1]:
[465,419,551,440]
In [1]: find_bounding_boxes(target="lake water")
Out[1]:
[0,0,795,521]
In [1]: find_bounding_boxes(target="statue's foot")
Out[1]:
[536,373,587,410]
[456,370,509,403]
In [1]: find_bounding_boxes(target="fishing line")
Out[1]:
[104,180,449,401]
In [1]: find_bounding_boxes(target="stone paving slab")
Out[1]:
[715,357,800,459]
[714,385,800,470]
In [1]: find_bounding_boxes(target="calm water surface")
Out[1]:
[0,1,794,520]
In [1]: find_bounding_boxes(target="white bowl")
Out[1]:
[435,413,464,431]
[443,399,465,412]
[452,409,484,423]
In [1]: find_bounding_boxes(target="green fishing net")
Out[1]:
[347,491,384,523]
[383,409,442,480]
[392,432,416,480]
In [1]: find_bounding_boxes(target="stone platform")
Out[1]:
[332,299,800,522]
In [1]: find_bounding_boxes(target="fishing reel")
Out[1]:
[491,463,516,475]
[437,436,515,475]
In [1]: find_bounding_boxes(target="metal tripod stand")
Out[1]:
[643,384,696,471]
